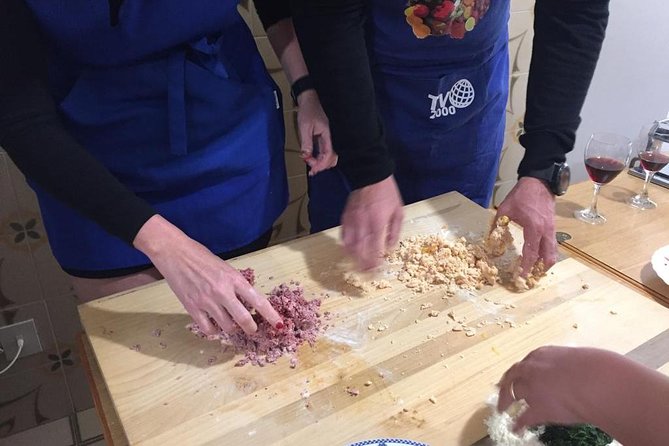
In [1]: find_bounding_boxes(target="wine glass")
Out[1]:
[574,132,632,225]
[629,119,669,210]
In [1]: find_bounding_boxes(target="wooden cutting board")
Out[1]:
[78,192,669,446]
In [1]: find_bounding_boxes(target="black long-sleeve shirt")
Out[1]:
[258,0,609,187]
[0,0,156,244]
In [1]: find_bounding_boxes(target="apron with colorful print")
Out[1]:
[308,0,509,232]
[24,1,288,273]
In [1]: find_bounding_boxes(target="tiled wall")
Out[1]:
[494,0,535,206]
[0,0,534,441]
[238,1,311,244]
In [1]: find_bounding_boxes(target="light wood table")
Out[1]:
[555,173,669,305]
[78,192,669,445]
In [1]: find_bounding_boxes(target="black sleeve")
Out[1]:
[0,0,156,245]
[518,0,609,176]
[290,0,394,190]
[254,0,291,31]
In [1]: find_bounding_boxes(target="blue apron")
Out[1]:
[308,0,509,232]
[25,1,288,272]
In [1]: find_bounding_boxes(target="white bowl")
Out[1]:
[651,245,669,286]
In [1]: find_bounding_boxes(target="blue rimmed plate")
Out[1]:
[347,439,429,446]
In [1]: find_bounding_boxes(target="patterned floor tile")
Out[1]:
[0,364,72,439]
[0,416,72,446]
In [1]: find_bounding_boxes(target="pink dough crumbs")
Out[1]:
[187,272,323,368]
[151,328,162,337]
[345,386,360,397]
[239,268,256,286]
[130,344,141,352]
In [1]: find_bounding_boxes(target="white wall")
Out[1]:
[568,0,669,182]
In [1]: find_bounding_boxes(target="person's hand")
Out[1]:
[341,175,404,270]
[500,346,669,445]
[495,177,557,276]
[296,90,337,176]
[497,346,604,431]
[133,215,283,336]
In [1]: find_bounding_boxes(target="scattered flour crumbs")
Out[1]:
[187,268,328,367]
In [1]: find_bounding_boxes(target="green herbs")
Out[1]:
[538,424,613,446]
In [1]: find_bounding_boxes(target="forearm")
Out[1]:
[581,350,669,446]
[254,0,309,85]
[518,0,609,175]
[133,214,188,257]
[0,79,157,245]
[266,18,308,85]
[291,0,394,189]
[0,0,156,245]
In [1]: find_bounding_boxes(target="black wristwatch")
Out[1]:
[522,162,571,196]
[290,75,315,106]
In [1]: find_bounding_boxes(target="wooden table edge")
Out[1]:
[77,332,129,446]
[558,243,669,309]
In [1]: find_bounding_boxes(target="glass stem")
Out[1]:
[589,183,601,215]
[640,170,654,198]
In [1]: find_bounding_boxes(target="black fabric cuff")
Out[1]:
[104,198,157,246]
[254,0,291,31]
[339,154,395,190]
[517,130,570,178]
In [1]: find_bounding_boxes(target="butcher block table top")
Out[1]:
[555,173,669,305]
[78,192,669,446]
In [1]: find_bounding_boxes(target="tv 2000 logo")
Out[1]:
[427,79,475,120]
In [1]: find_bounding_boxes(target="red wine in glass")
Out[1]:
[585,156,625,184]
[630,120,669,210]
[639,151,669,172]
[575,133,631,225]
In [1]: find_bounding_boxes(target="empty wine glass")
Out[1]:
[629,119,669,210]
[574,133,632,225]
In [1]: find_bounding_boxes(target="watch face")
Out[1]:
[555,163,571,195]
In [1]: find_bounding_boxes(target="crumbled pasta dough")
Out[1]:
[387,235,499,293]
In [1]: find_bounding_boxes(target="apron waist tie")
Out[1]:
[166,36,231,156]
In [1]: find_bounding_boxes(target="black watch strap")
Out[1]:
[290,75,314,105]
[524,165,555,182]
[522,162,570,196]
